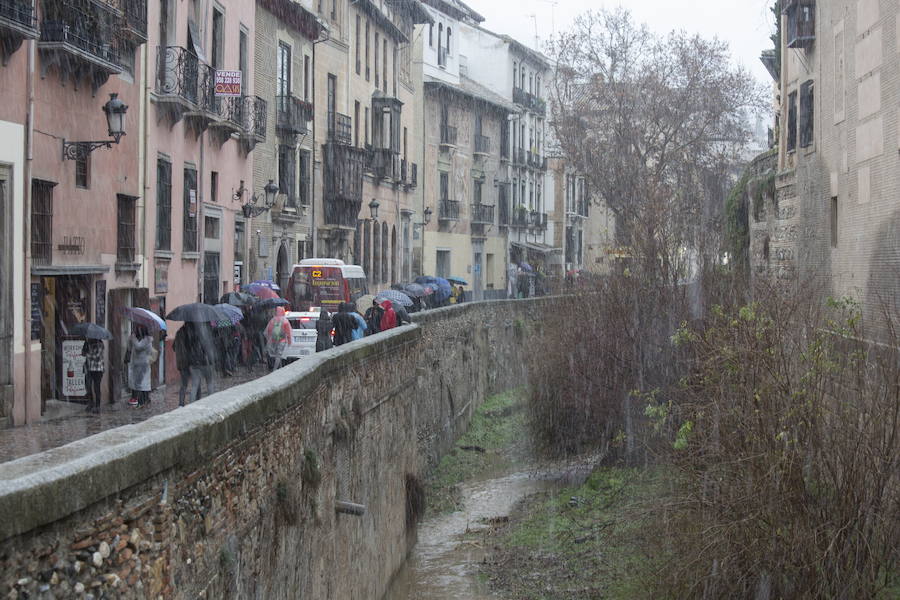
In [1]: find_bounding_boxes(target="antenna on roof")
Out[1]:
[529,13,539,49]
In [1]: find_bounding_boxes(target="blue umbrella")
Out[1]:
[214,304,244,324]
[375,289,414,307]
[245,280,281,292]
[403,283,427,298]
[258,297,290,309]
[447,276,468,286]
[415,276,452,302]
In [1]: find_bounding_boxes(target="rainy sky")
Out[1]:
[474,0,776,86]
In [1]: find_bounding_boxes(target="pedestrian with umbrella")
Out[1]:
[332,303,357,346]
[71,323,111,413]
[349,302,368,340]
[264,306,292,371]
[126,326,154,407]
[166,304,221,401]
[315,308,333,352]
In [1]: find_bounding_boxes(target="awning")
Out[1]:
[32,265,111,276]
[510,241,561,255]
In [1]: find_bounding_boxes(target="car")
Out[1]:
[282,311,321,361]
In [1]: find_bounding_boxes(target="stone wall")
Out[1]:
[0,298,546,599]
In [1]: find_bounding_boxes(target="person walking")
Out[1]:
[190,323,217,402]
[265,306,292,370]
[127,326,153,408]
[173,323,193,407]
[449,285,459,304]
[81,339,105,413]
[350,303,368,340]
[332,303,357,346]
[380,300,398,332]
[315,308,333,351]
[364,300,383,336]
[456,284,466,303]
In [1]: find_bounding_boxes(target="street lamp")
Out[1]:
[423,206,433,225]
[369,198,380,220]
[62,93,129,160]
[239,179,280,218]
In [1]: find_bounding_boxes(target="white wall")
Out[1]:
[421,5,460,84]
[458,24,511,100]
[0,120,26,354]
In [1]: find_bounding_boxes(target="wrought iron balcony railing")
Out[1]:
[440,125,457,147]
[530,211,548,229]
[471,203,494,225]
[240,95,267,142]
[439,199,459,221]
[474,134,491,155]
[40,20,120,69]
[328,112,352,145]
[156,46,216,113]
[0,0,36,33]
[512,87,547,115]
[276,95,312,135]
[120,0,147,43]
[368,147,398,180]
[511,207,529,228]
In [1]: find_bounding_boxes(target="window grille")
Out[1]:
[183,167,198,252]
[31,180,54,266]
[117,195,136,263]
[156,159,172,250]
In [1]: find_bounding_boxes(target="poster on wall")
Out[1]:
[30,283,42,341]
[95,279,107,327]
[61,339,87,397]
[155,260,169,294]
[189,189,197,218]
[214,70,242,97]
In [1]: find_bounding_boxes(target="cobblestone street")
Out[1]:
[0,365,269,464]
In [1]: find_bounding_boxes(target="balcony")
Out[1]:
[784,0,815,49]
[0,0,38,63]
[155,46,217,127]
[474,134,491,156]
[511,206,529,228]
[512,87,547,115]
[513,147,527,166]
[328,112,352,146]
[471,203,494,225]
[407,162,418,190]
[323,142,366,228]
[400,158,418,190]
[527,151,545,170]
[440,124,457,149]
[439,199,459,222]
[239,95,267,150]
[38,1,123,91]
[120,0,147,44]
[368,147,399,180]
[276,95,312,136]
[530,211,548,229]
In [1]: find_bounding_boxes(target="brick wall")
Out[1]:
[0,298,548,599]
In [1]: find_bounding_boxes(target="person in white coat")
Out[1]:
[127,326,153,407]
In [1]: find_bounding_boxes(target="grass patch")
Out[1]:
[482,466,664,600]
[424,389,530,515]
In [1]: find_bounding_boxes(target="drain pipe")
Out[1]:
[21,28,35,425]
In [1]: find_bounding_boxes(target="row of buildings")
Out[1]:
[0,0,614,426]
[752,0,899,338]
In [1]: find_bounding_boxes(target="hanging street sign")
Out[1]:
[214,70,242,97]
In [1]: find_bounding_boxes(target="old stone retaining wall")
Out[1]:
[0,298,547,599]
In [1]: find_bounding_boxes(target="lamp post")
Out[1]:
[62,93,129,160]
[239,179,280,218]
[368,198,380,221]
[423,206,433,225]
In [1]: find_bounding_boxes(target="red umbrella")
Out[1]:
[251,287,279,301]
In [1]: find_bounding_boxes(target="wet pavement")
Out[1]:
[0,364,269,464]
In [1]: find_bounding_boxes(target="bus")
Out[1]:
[286,259,369,312]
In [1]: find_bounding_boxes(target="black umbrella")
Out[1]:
[166,303,229,323]
[258,297,290,309]
[403,283,427,298]
[69,322,112,340]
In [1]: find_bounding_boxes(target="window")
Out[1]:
[354,101,361,146]
[800,80,814,148]
[155,159,172,250]
[355,14,361,74]
[277,42,291,97]
[513,62,517,88]
[831,196,838,247]
[204,215,220,239]
[211,8,224,70]
[383,38,388,91]
[278,145,296,207]
[183,167,198,252]
[429,23,433,47]
[31,180,54,266]
[436,250,450,278]
[210,171,218,203]
[785,0,815,48]
[786,91,797,152]
[474,180,483,205]
[239,28,248,93]
[115,195,137,264]
[299,150,311,206]
[374,32,380,88]
[304,55,310,101]
[446,27,451,54]
[365,20,370,80]
[75,152,90,189]
[365,106,369,145]
[234,221,245,262]
[327,74,337,138]
[331,0,336,20]
[440,172,449,200]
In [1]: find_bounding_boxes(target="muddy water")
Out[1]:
[384,471,554,599]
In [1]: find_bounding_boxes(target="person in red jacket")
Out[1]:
[379,300,398,331]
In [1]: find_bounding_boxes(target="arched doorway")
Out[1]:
[275,242,290,292]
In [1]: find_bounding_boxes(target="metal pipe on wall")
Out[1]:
[21,22,35,425]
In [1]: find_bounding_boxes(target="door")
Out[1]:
[276,243,290,293]
[203,252,220,304]
[327,74,337,137]
[472,240,484,301]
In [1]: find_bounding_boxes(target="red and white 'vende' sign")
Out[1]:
[214,70,242,97]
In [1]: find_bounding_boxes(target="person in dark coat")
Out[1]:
[394,303,411,325]
[332,303,357,346]
[81,339,105,413]
[364,300,383,336]
[173,324,193,407]
[189,323,217,403]
[315,309,333,352]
